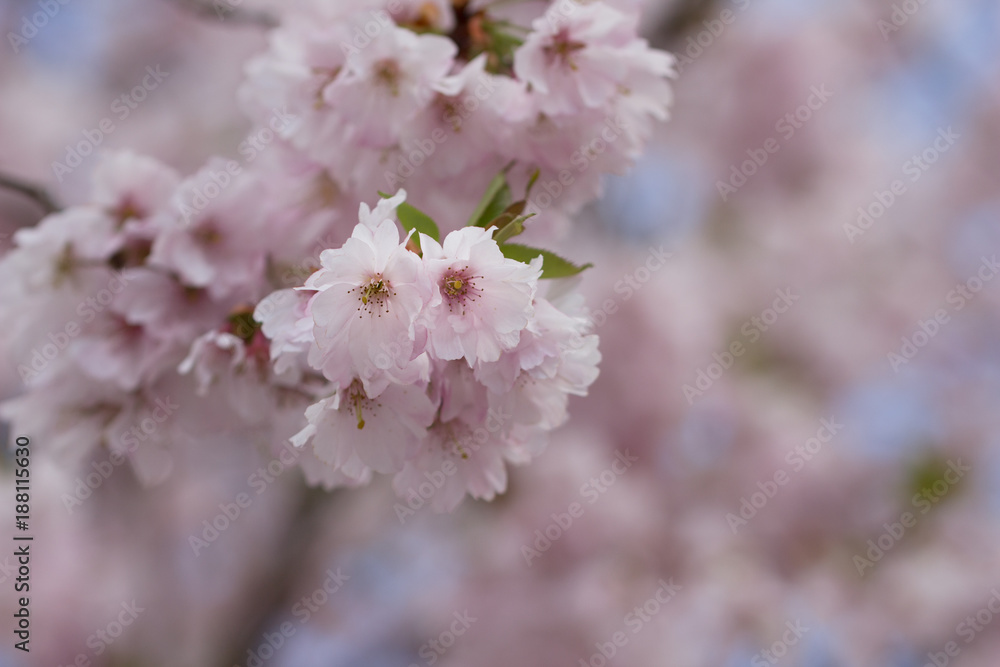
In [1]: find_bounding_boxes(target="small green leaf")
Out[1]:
[524,168,540,199]
[468,163,514,227]
[378,192,440,249]
[499,243,593,279]
[476,184,511,228]
[492,214,534,244]
[397,202,440,243]
[485,199,526,232]
[227,310,259,342]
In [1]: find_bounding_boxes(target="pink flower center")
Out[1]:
[346,379,381,430]
[544,29,586,70]
[350,274,395,318]
[441,266,480,315]
[374,59,402,96]
[194,223,222,246]
[431,420,473,460]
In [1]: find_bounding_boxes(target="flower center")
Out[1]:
[444,276,465,296]
[440,267,480,314]
[545,30,586,70]
[374,59,402,96]
[194,223,222,246]
[432,421,473,460]
[350,274,395,317]
[346,379,382,430]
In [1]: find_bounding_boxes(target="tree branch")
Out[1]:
[0,171,61,215]
[164,0,279,29]
[219,486,336,667]
[652,0,725,51]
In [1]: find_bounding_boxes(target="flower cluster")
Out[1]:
[256,190,600,510]
[0,0,673,509]
[240,0,675,236]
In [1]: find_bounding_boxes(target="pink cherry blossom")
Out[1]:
[514,2,675,117]
[304,190,433,396]
[291,379,436,476]
[420,226,542,365]
[325,24,457,147]
[149,159,267,301]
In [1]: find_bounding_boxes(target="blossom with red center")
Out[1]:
[420,226,542,366]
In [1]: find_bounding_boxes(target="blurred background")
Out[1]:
[2,0,1000,665]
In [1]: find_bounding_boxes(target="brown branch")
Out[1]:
[651,0,725,51]
[164,0,279,29]
[0,171,61,215]
[219,486,336,667]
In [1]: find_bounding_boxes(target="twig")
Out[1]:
[219,486,335,667]
[0,171,61,215]
[164,0,279,29]
[652,0,725,50]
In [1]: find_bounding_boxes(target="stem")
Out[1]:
[0,171,60,215]
[219,486,335,667]
[164,0,279,28]
[653,0,725,50]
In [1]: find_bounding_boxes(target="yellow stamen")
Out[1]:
[353,393,365,430]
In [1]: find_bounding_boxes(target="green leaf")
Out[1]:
[478,20,525,75]
[492,214,534,244]
[467,163,514,227]
[227,310,259,342]
[378,192,440,249]
[477,184,511,228]
[485,199,526,232]
[499,243,593,279]
[524,168,540,198]
[396,202,440,243]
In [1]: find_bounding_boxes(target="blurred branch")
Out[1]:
[0,171,60,215]
[164,0,279,28]
[651,0,725,51]
[220,486,336,667]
